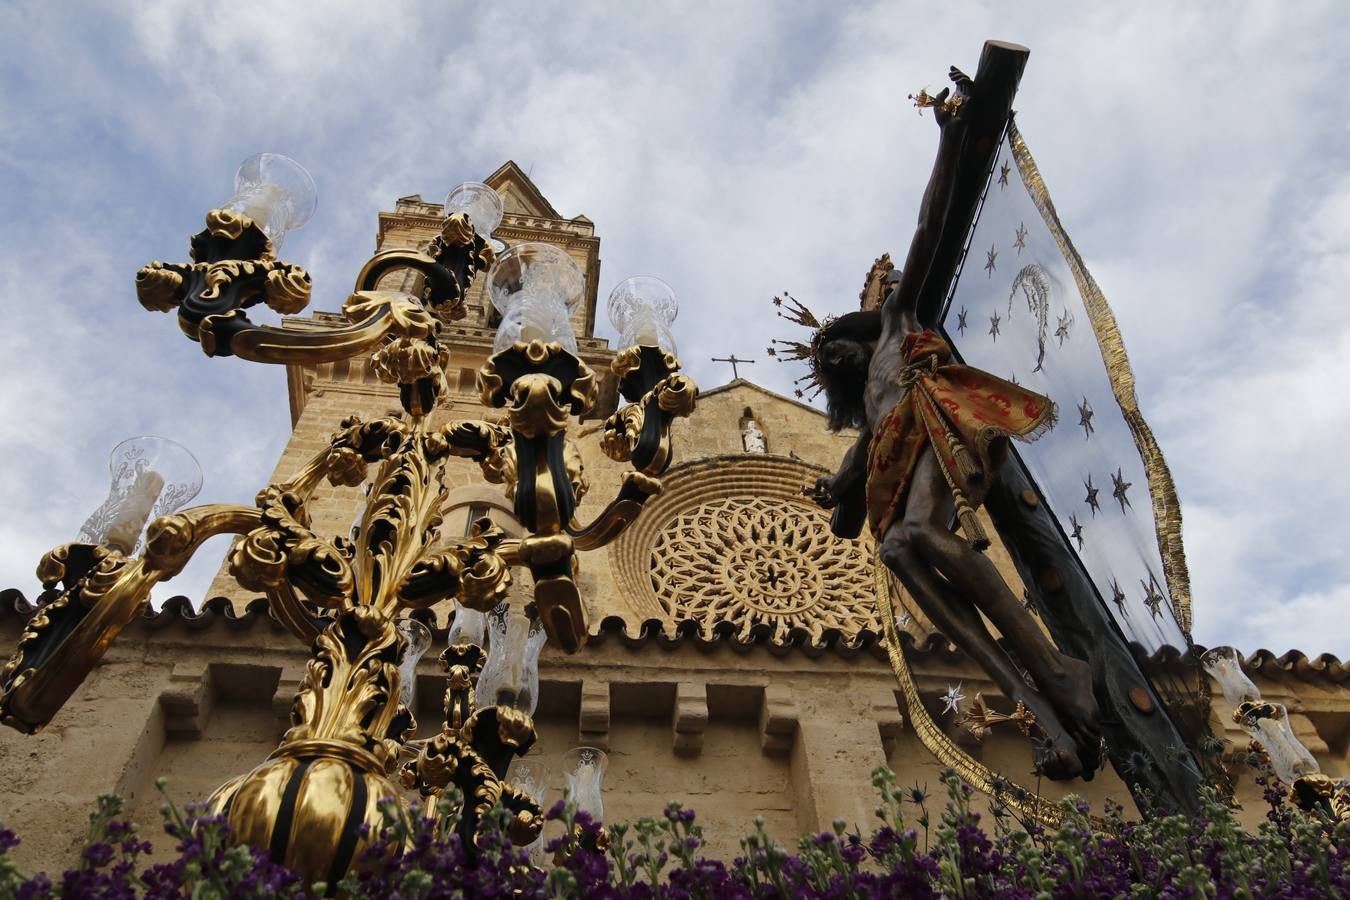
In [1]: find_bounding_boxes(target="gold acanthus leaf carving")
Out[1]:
[507,373,571,439]
[600,405,644,463]
[341,290,437,335]
[431,211,474,249]
[610,345,679,380]
[283,608,413,773]
[599,372,695,463]
[230,488,353,608]
[372,336,449,387]
[456,519,515,613]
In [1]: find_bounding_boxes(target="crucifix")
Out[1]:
[711,353,755,380]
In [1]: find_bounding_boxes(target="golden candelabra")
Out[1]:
[0,162,696,881]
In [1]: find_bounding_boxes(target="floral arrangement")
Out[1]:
[1,765,1344,898]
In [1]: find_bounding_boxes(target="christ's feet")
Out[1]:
[1011,690,1086,781]
[1039,654,1103,779]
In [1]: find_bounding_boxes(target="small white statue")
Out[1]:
[741,417,767,453]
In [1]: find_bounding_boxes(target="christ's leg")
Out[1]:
[878,449,1087,780]
[896,456,1099,764]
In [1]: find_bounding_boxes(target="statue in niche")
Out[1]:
[778,70,1102,780]
[740,409,767,453]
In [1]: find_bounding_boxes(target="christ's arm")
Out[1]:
[883,73,972,332]
[810,424,872,537]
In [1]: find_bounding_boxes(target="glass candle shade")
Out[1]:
[607,275,678,352]
[448,605,488,648]
[395,618,433,711]
[1200,646,1261,707]
[1247,703,1321,783]
[76,437,203,555]
[223,153,317,251]
[475,603,547,715]
[492,301,579,355]
[562,746,607,821]
[487,242,583,352]
[444,182,504,239]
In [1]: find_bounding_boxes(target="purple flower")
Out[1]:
[81,841,115,868]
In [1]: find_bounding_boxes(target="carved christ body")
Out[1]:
[811,72,1102,780]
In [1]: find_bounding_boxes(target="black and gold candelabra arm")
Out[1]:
[400,641,542,855]
[136,210,492,374]
[136,209,312,351]
[599,345,697,475]
[476,340,599,651]
[0,504,262,733]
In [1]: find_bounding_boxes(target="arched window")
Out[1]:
[442,485,522,538]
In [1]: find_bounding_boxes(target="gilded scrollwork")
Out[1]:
[478,340,597,424]
[600,404,644,463]
[231,487,353,608]
[1293,773,1350,823]
[440,419,517,492]
[456,519,515,613]
[203,208,258,243]
[507,373,573,439]
[136,258,313,321]
[283,608,413,767]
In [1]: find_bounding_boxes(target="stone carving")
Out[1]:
[649,496,877,643]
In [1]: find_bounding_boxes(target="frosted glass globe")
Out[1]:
[492,303,578,356]
[487,243,584,318]
[444,182,504,239]
[225,153,317,251]
[607,275,678,350]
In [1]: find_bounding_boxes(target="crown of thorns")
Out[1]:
[766,292,834,399]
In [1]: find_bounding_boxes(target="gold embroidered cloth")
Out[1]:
[866,330,1055,548]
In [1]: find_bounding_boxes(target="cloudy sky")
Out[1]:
[1,2,1346,656]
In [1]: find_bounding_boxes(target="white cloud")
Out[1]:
[0,1,1347,657]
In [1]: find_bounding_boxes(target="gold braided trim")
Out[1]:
[873,556,1065,826]
[1008,121,1192,635]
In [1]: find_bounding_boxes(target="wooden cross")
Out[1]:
[711,354,755,380]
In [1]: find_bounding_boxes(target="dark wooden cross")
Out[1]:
[711,354,755,380]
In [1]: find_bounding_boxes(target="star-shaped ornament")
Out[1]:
[998,161,1011,188]
[957,306,968,334]
[1110,577,1127,614]
[988,311,1001,342]
[1014,222,1028,254]
[1055,309,1073,346]
[1111,467,1133,513]
[1084,474,1101,516]
[895,611,912,629]
[984,244,998,278]
[1077,397,1095,440]
[1141,577,1164,620]
[1069,512,1084,550]
[940,683,966,716]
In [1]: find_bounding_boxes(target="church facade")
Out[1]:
[2,165,1348,873]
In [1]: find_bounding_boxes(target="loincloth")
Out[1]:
[865,330,1055,549]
